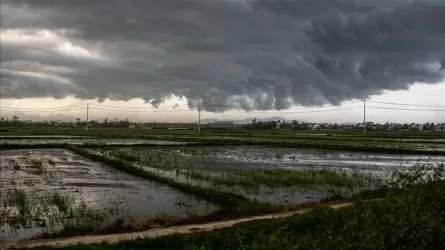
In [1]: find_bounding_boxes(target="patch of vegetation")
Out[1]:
[8,188,31,217]
[1,188,103,233]
[108,150,140,162]
[13,163,21,170]
[29,164,445,250]
[29,158,47,175]
[49,193,73,214]
[183,169,378,190]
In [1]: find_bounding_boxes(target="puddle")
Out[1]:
[0,149,215,242]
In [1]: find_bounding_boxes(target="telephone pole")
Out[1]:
[198,102,201,134]
[86,103,89,131]
[363,99,366,135]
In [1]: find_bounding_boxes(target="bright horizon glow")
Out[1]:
[1,82,444,123]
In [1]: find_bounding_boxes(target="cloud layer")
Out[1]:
[1,0,444,110]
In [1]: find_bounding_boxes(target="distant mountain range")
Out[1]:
[200,116,292,124]
[1,112,77,122]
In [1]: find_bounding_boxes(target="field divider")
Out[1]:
[1,202,354,249]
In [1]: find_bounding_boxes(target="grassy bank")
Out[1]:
[27,164,445,250]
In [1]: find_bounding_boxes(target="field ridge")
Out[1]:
[0,202,352,249]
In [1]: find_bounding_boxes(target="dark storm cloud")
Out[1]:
[1,0,444,110]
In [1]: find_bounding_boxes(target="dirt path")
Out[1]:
[1,202,351,249]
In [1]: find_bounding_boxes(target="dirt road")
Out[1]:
[1,202,351,249]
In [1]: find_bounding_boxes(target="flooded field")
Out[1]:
[94,146,445,178]
[0,149,215,243]
[0,135,94,138]
[0,138,192,146]
[2,143,443,243]
[90,146,445,205]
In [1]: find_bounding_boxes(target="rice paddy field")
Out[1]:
[90,146,444,204]
[0,149,214,242]
[0,138,192,146]
[1,130,444,246]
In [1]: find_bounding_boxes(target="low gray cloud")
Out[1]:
[1,0,444,111]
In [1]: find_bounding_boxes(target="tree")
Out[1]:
[76,118,81,126]
[12,115,19,123]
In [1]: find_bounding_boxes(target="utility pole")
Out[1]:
[86,103,89,131]
[363,99,366,136]
[198,102,201,134]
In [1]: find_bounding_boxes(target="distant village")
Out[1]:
[1,115,444,132]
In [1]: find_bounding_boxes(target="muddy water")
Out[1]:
[0,149,215,242]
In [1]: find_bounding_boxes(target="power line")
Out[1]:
[89,107,191,113]
[368,100,445,107]
[89,103,190,109]
[201,100,363,111]
[204,106,363,114]
[363,99,366,135]
[210,106,362,114]
[267,106,363,114]
[367,106,445,112]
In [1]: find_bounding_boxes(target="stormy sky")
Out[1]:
[0,0,444,122]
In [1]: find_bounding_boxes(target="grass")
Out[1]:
[50,193,73,214]
[8,188,30,217]
[26,164,445,250]
[29,158,46,175]
[183,169,378,190]
[1,187,106,234]
[108,150,140,162]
